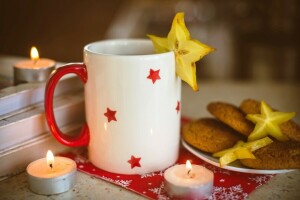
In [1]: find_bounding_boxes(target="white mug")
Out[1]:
[45,39,182,174]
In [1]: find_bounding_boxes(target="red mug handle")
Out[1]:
[44,63,89,147]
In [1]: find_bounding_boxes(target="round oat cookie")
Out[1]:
[207,102,254,137]
[240,99,300,142]
[182,118,245,154]
[239,99,260,114]
[240,141,300,169]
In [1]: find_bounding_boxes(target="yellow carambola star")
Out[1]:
[147,12,215,91]
[246,101,296,141]
[213,137,273,167]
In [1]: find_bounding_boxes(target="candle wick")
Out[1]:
[49,163,53,169]
[33,59,38,66]
[187,169,191,176]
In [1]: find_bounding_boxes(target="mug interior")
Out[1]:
[85,39,157,56]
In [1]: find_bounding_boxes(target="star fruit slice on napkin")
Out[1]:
[246,101,296,141]
[147,12,215,91]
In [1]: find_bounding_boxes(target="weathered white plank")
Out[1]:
[0,90,85,150]
[0,76,83,116]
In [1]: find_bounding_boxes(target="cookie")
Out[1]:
[240,141,300,169]
[182,118,245,154]
[207,102,254,137]
[239,99,260,114]
[240,99,300,142]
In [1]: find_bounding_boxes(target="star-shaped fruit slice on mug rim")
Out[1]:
[147,12,215,91]
[246,101,295,141]
[213,137,273,167]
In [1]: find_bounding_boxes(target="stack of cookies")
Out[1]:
[182,99,300,170]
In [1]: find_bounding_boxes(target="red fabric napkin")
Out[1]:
[62,147,274,200]
[60,118,274,199]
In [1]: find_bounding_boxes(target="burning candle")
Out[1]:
[14,46,55,85]
[27,150,76,195]
[164,160,214,200]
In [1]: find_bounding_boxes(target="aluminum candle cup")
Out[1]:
[14,58,55,85]
[27,156,76,195]
[164,162,214,200]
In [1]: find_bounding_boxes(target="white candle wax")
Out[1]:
[15,58,55,69]
[164,163,214,200]
[27,156,76,195]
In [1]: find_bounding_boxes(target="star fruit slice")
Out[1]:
[148,12,215,91]
[219,147,255,168]
[246,101,295,141]
[213,137,273,167]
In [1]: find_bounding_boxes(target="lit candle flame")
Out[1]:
[30,46,39,62]
[186,160,192,176]
[46,150,54,169]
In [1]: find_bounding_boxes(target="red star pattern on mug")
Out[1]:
[104,107,117,122]
[127,155,141,169]
[175,101,180,113]
[147,69,161,84]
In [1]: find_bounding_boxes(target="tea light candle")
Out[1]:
[14,46,56,85]
[164,160,214,199]
[27,150,77,195]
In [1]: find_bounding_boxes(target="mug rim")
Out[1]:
[84,38,173,57]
